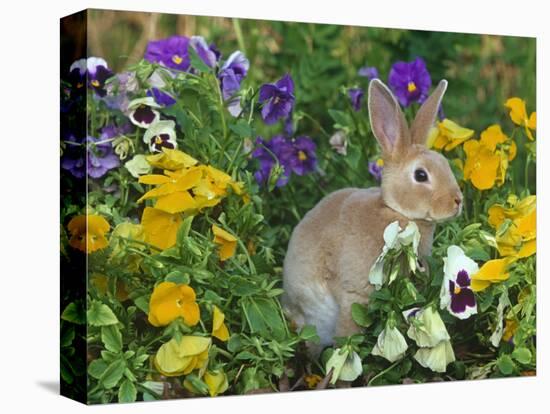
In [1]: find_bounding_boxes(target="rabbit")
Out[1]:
[282,78,463,353]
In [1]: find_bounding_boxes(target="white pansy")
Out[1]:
[414,340,455,373]
[439,245,479,320]
[325,346,363,384]
[143,120,178,153]
[127,97,161,129]
[125,154,152,178]
[369,221,421,289]
[371,325,408,363]
[405,307,450,348]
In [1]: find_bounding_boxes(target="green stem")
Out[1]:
[232,18,246,55]
[367,360,401,386]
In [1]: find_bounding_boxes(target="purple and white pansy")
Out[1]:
[440,245,478,320]
[69,57,114,96]
[127,97,161,129]
[143,120,177,153]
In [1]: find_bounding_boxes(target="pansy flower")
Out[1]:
[505,97,536,140]
[290,136,317,176]
[427,118,475,151]
[68,58,87,90]
[440,245,478,319]
[154,336,210,377]
[371,323,408,363]
[252,136,294,187]
[189,35,220,68]
[140,206,182,250]
[67,214,110,254]
[329,131,348,155]
[259,74,295,125]
[203,370,229,397]
[348,88,364,112]
[124,154,152,178]
[143,120,178,153]
[211,305,230,341]
[388,57,432,107]
[212,224,238,261]
[147,87,176,107]
[218,51,250,116]
[368,158,384,181]
[86,57,113,97]
[325,345,363,384]
[145,35,192,71]
[86,136,121,178]
[127,97,161,129]
[148,281,200,327]
[358,65,379,80]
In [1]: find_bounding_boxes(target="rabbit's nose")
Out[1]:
[454,196,462,207]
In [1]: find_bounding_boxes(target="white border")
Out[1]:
[0,1,546,413]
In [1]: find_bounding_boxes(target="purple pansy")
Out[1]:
[252,135,317,187]
[145,35,192,71]
[253,136,294,187]
[259,74,295,125]
[69,57,113,97]
[61,135,120,179]
[348,88,364,112]
[218,51,250,116]
[368,159,384,181]
[290,136,317,176]
[102,71,138,111]
[189,36,220,68]
[358,65,379,80]
[449,270,476,315]
[440,245,478,320]
[388,57,432,107]
[147,88,176,107]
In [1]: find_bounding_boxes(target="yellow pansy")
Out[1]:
[488,195,536,229]
[146,148,198,171]
[212,225,238,261]
[148,281,200,327]
[138,167,202,214]
[470,258,511,292]
[427,118,474,151]
[141,207,182,250]
[67,214,110,253]
[304,374,322,389]
[505,97,536,140]
[463,139,500,190]
[488,195,536,259]
[204,370,229,397]
[154,336,211,377]
[211,306,230,341]
[463,125,516,190]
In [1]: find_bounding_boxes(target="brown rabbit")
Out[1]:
[282,79,462,353]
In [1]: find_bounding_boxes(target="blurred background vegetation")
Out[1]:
[86,9,535,133]
[83,9,536,255]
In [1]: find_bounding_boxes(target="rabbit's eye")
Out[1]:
[414,168,429,183]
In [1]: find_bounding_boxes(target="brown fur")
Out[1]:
[282,79,462,352]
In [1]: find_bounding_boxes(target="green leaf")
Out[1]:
[227,334,243,353]
[299,325,320,343]
[164,270,190,285]
[61,302,86,324]
[512,347,532,365]
[229,120,252,138]
[244,297,286,341]
[118,379,137,403]
[497,355,515,376]
[88,359,108,380]
[88,301,119,327]
[188,47,212,73]
[328,109,352,129]
[60,325,75,347]
[100,359,126,389]
[235,351,257,360]
[351,303,372,327]
[184,374,210,395]
[176,215,194,245]
[101,325,123,353]
[134,296,149,314]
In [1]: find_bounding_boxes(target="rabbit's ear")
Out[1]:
[410,79,448,146]
[368,79,409,157]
